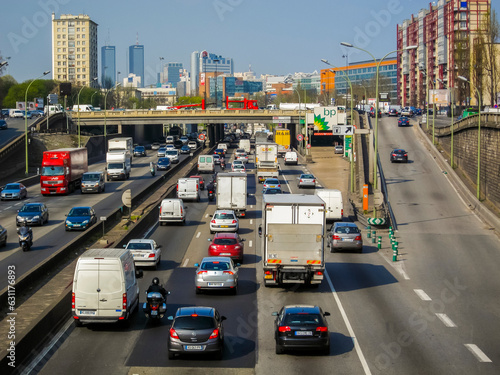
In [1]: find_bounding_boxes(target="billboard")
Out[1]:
[313,106,347,131]
[430,89,450,104]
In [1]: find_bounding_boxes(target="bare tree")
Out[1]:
[478,9,500,106]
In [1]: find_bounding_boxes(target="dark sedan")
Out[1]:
[388,109,399,117]
[180,145,191,154]
[168,306,226,360]
[398,116,410,126]
[0,119,7,130]
[65,206,97,231]
[17,203,49,226]
[156,157,171,171]
[273,305,330,355]
[390,148,409,163]
[133,146,147,157]
[0,224,6,247]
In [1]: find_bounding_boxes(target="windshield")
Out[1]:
[213,238,237,245]
[126,242,153,250]
[42,166,64,176]
[20,205,41,212]
[173,316,215,330]
[166,151,177,156]
[82,174,100,181]
[201,261,230,271]
[108,163,124,169]
[69,208,90,216]
[5,184,20,190]
[284,313,321,326]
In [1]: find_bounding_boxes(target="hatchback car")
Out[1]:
[398,116,410,127]
[214,148,225,157]
[388,109,399,117]
[273,305,331,355]
[1,183,27,200]
[327,222,363,253]
[210,210,239,234]
[157,157,171,171]
[298,174,316,189]
[236,152,249,163]
[390,149,408,163]
[133,145,147,157]
[194,257,239,294]
[151,142,161,150]
[157,147,167,157]
[0,224,6,247]
[263,187,282,195]
[213,154,221,165]
[180,136,189,144]
[65,206,96,231]
[188,141,198,150]
[263,178,280,190]
[180,145,191,154]
[123,239,162,269]
[234,148,246,158]
[17,203,49,226]
[166,149,180,163]
[168,306,227,359]
[231,164,246,173]
[208,232,244,263]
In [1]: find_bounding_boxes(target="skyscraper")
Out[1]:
[129,44,144,88]
[190,51,200,95]
[101,45,116,89]
[51,13,98,87]
[167,62,183,88]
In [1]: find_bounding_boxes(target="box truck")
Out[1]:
[40,148,88,195]
[216,172,247,217]
[315,189,343,222]
[176,178,200,201]
[106,150,132,180]
[274,129,291,157]
[108,137,134,157]
[256,143,279,183]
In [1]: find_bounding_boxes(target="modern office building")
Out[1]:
[101,45,116,89]
[194,51,234,97]
[397,0,491,107]
[166,62,183,88]
[51,13,98,87]
[190,51,200,95]
[129,44,145,88]
[289,72,322,93]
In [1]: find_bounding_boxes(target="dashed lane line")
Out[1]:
[414,289,432,301]
[464,344,492,362]
[435,313,457,328]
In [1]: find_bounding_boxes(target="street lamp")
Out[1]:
[104,82,121,152]
[77,77,98,148]
[284,75,305,155]
[25,70,50,175]
[321,60,355,193]
[458,75,482,200]
[213,58,220,108]
[437,78,455,168]
[340,42,417,190]
[423,71,436,144]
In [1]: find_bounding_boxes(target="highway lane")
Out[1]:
[0,150,195,291]
[0,117,38,149]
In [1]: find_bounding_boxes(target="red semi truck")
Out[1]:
[40,148,88,195]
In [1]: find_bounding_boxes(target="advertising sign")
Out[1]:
[313,106,347,131]
[430,89,450,105]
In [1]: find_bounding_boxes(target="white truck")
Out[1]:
[108,137,134,156]
[106,150,132,180]
[216,172,247,218]
[260,194,326,287]
[256,142,279,183]
[176,178,200,201]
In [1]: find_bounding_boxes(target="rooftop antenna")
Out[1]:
[136,32,139,45]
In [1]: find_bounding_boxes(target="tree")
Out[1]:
[477,9,500,106]
[0,75,17,108]
[3,79,56,108]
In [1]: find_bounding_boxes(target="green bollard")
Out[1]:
[377,236,382,249]
[367,226,371,238]
[392,249,397,261]
[394,242,398,254]
[372,231,377,243]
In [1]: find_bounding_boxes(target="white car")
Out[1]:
[188,141,198,150]
[210,210,239,234]
[180,136,189,144]
[123,239,162,269]
[236,152,249,163]
[231,164,246,173]
[165,149,179,163]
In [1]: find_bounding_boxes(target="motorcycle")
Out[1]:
[150,163,156,177]
[208,189,215,201]
[143,291,169,321]
[17,226,33,252]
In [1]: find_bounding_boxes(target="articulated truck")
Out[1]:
[260,194,326,287]
[40,148,88,195]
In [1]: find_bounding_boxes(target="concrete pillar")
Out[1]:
[208,125,216,147]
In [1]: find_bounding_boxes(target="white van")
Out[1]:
[284,151,298,165]
[45,104,63,115]
[239,139,251,154]
[159,198,186,224]
[316,189,343,222]
[197,155,215,173]
[177,178,200,201]
[72,248,142,327]
[72,104,94,112]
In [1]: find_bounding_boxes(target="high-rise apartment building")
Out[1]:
[397,0,490,107]
[101,45,116,89]
[129,44,145,88]
[51,13,98,87]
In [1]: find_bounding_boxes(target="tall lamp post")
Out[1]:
[25,70,50,175]
[213,58,220,108]
[321,61,355,193]
[458,76,482,200]
[77,77,98,148]
[340,42,417,190]
[104,82,121,152]
[423,71,436,144]
[437,78,455,168]
[284,75,304,155]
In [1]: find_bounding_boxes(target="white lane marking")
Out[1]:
[196,232,201,238]
[205,213,209,218]
[414,289,432,301]
[325,270,372,375]
[435,313,457,327]
[249,240,252,248]
[464,344,492,362]
[182,258,189,267]
[382,255,410,280]
[250,219,253,225]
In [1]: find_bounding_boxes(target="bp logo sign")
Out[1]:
[313,106,347,131]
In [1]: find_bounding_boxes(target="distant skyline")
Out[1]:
[1,0,498,86]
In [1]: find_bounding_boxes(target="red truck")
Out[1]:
[40,148,88,195]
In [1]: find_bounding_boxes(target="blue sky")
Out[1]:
[1,0,498,85]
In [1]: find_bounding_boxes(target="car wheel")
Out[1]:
[323,343,330,355]
[330,247,336,253]
[231,285,238,295]
[74,319,83,327]
[195,288,202,295]
[168,351,175,360]
[358,248,363,254]
[215,348,223,360]
[45,215,49,224]
[275,344,284,354]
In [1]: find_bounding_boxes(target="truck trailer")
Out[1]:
[106,150,132,180]
[274,129,291,157]
[40,148,88,195]
[108,137,133,155]
[216,172,247,217]
[260,194,326,286]
[255,143,279,183]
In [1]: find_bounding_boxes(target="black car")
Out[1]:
[388,109,399,117]
[156,157,171,171]
[0,224,6,247]
[133,146,146,157]
[273,305,330,355]
[168,306,226,360]
[0,119,7,130]
[17,203,49,226]
[173,140,184,149]
[390,148,408,163]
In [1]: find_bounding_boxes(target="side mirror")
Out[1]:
[167,316,174,321]
[221,316,227,321]
[258,224,262,237]
[194,263,199,267]
[235,263,241,267]
[324,312,331,317]
[207,238,212,242]
[271,312,278,316]
[167,291,171,295]
[123,245,126,248]
[17,210,20,213]
[135,269,144,279]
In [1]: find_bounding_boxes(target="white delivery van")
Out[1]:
[239,139,251,154]
[197,155,215,173]
[72,248,142,327]
[315,189,343,222]
[72,104,95,112]
[284,151,298,165]
[159,198,186,224]
[177,178,200,201]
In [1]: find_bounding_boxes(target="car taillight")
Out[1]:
[122,293,127,310]
[148,253,155,258]
[170,328,179,339]
[211,219,216,224]
[232,220,237,224]
[312,179,316,183]
[72,292,75,309]
[315,271,323,276]
[151,304,159,311]
[198,271,207,275]
[392,154,397,157]
[209,329,219,339]
[341,209,343,216]
[355,235,361,241]
[404,153,408,156]
[300,179,303,182]
[223,271,234,275]
[278,326,291,332]
[333,235,340,240]
[316,327,328,332]
[176,184,178,191]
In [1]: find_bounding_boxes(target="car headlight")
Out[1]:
[16,216,23,221]
[12,193,19,197]
[82,220,89,224]
[32,215,40,220]
[66,220,72,225]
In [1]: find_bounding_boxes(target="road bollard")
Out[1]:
[372,231,377,243]
[394,242,398,254]
[392,249,397,261]
[377,236,382,249]
[367,226,371,238]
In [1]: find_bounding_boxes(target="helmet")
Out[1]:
[152,277,160,285]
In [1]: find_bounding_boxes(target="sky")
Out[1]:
[1,0,498,86]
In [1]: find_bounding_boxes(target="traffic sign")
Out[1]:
[297,134,304,141]
[332,125,353,135]
[367,218,386,225]
[198,133,206,141]
[306,144,311,149]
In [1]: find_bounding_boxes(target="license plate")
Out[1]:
[208,282,223,286]
[79,310,96,315]
[151,310,158,316]
[73,224,81,227]
[185,345,203,351]
[343,238,354,242]
[220,253,231,256]
[295,331,313,336]
[220,225,228,228]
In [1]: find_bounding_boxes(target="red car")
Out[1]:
[190,175,205,190]
[208,232,244,263]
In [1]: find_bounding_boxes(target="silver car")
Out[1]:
[210,210,239,234]
[157,147,167,157]
[298,174,316,189]
[194,257,239,294]
[123,239,162,269]
[327,222,363,253]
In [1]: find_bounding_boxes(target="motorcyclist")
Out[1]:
[146,277,167,300]
[150,161,156,176]
[17,221,33,246]
[206,180,215,200]
[220,158,226,170]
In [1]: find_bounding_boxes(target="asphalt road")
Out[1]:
[0,117,38,149]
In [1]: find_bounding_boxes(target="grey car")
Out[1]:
[327,222,363,253]
[168,306,226,360]
[17,203,49,226]
[298,174,316,189]
[194,256,239,294]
